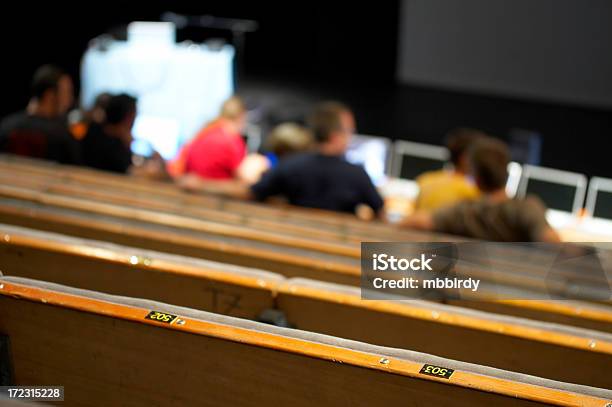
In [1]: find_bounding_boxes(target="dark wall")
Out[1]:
[0,1,399,117]
[397,0,612,109]
[386,85,612,179]
[1,1,610,177]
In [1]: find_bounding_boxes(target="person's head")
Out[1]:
[308,101,355,155]
[265,123,314,158]
[468,137,510,193]
[104,94,137,144]
[220,96,247,133]
[89,92,113,124]
[445,127,487,173]
[30,65,74,117]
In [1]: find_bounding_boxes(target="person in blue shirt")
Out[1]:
[179,101,385,218]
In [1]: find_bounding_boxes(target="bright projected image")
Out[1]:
[80,22,234,159]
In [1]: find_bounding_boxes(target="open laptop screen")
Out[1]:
[524,178,577,213]
[399,155,446,180]
[593,190,612,220]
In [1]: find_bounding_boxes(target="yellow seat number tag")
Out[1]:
[145,311,180,324]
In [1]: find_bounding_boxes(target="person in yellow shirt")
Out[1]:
[415,128,486,211]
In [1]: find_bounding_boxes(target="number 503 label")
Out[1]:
[419,364,454,379]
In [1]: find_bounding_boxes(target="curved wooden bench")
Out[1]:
[0,203,361,286]
[1,276,610,406]
[0,183,359,258]
[1,211,610,330]
[3,222,610,333]
[0,224,282,320]
[0,156,406,236]
[447,299,612,334]
[0,160,442,243]
[3,223,611,339]
[0,180,606,300]
[0,157,608,319]
[0,161,608,294]
[0,155,460,242]
[0,172,358,244]
[276,278,612,388]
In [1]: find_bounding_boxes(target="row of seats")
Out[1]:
[0,154,608,301]
[0,223,611,388]
[0,154,610,405]
[0,195,609,329]
[2,276,610,406]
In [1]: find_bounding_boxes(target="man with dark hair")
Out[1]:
[247,101,383,214]
[80,93,136,173]
[415,128,486,211]
[404,137,560,242]
[0,65,80,163]
[179,101,384,217]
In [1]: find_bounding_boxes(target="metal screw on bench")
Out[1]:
[0,284,4,290]
[3,234,9,242]
[176,319,185,326]
[589,340,597,349]
[379,357,389,365]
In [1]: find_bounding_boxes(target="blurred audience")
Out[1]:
[0,65,80,164]
[180,101,384,217]
[415,128,485,211]
[69,92,112,140]
[237,122,314,184]
[251,101,383,214]
[403,137,560,242]
[265,122,314,163]
[0,66,565,234]
[81,94,136,173]
[168,96,248,180]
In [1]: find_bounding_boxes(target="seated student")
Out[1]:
[415,128,485,211]
[168,96,248,180]
[179,102,384,217]
[0,65,80,164]
[403,137,561,242]
[237,122,314,184]
[69,92,112,140]
[265,122,314,163]
[80,94,136,174]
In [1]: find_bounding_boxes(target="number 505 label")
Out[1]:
[419,364,454,379]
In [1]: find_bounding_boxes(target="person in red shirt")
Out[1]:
[168,96,247,180]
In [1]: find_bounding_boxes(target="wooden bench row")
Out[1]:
[1,156,611,404]
[0,176,607,302]
[0,190,609,326]
[0,155,414,238]
[1,276,611,406]
[1,224,611,388]
[0,156,608,298]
